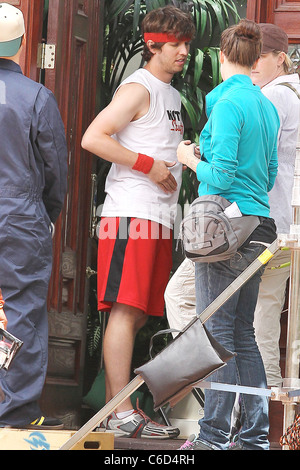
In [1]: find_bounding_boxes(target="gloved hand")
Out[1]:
[177,140,200,172]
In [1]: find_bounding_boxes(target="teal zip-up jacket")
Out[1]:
[197,74,280,217]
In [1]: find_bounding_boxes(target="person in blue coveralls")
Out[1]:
[0,3,68,429]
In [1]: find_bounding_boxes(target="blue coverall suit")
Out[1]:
[0,59,68,427]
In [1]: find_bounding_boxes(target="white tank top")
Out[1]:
[101,68,184,229]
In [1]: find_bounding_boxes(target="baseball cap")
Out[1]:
[259,23,288,54]
[0,3,25,57]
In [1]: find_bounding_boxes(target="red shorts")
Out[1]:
[97,217,173,316]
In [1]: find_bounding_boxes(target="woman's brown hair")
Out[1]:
[220,19,262,68]
[141,5,195,62]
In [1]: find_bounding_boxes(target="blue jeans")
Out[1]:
[195,243,269,450]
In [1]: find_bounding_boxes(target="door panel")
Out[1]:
[271,1,300,41]
[41,0,104,428]
[247,0,300,41]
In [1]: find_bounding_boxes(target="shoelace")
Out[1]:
[179,434,195,449]
[136,402,162,427]
[136,398,169,427]
[134,398,150,421]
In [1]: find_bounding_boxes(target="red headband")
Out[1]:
[144,32,191,43]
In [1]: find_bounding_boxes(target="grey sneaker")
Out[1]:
[101,410,180,439]
[228,441,244,450]
[179,434,196,449]
[179,436,219,450]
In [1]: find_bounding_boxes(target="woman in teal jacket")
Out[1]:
[177,19,279,450]
[197,74,278,216]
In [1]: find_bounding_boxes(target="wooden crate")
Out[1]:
[0,429,114,451]
[71,431,114,450]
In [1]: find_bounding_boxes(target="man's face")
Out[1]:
[156,40,190,75]
[251,51,285,88]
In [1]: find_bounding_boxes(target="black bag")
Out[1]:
[134,317,235,410]
[178,195,260,263]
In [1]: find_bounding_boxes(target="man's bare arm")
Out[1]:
[82,83,177,193]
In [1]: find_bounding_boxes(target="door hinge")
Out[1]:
[86,267,97,279]
[37,43,56,70]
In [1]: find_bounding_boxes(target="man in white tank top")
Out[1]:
[82,6,195,439]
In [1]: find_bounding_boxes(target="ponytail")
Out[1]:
[220,19,262,68]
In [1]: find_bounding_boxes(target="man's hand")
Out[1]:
[177,140,200,173]
[0,291,7,330]
[0,308,7,330]
[148,160,178,194]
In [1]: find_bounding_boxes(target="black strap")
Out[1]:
[277,82,300,100]
[149,328,180,359]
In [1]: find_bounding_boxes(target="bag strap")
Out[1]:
[149,316,202,358]
[149,328,180,359]
[277,82,300,100]
[276,82,300,147]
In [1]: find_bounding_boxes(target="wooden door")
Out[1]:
[41,0,104,428]
[6,0,104,428]
[247,0,300,42]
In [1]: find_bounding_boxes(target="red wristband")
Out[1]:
[132,153,155,174]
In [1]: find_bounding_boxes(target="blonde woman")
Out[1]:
[252,24,300,388]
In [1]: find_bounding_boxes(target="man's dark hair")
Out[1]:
[141,5,195,62]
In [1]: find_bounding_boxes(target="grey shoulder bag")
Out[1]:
[178,195,260,263]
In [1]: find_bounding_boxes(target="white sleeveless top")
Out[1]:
[101,68,184,229]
